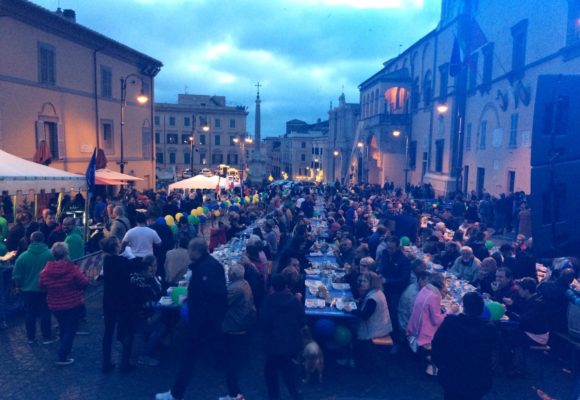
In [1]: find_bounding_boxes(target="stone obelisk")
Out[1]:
[254,82,261,152]
[248,82,267,183]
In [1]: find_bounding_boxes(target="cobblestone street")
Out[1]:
[0,284,577,400]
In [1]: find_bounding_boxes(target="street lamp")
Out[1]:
[119,74,148,173]
[233,133,253,194]
[333,150,340,184]
[392,129,409,192]
[356,141,364,183]
[189,135,194,175]
[436,103,449,115]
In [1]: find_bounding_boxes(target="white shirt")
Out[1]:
[296,198,305,209]
[122,226,162,258]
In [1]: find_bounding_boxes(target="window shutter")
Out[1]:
[57,122,65,159]
[35,121,45,146]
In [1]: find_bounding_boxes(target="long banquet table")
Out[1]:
[304,251,355,318]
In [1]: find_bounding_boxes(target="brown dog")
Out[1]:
[301,327,324,383]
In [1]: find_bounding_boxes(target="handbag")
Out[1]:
[407,335,418,352]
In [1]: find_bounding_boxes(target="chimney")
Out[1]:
[62,9,76,23]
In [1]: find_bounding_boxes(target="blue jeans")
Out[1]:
[53,306,82,361]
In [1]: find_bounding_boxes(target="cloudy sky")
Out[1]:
[34,0,440,136]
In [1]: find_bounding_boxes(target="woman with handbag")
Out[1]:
[345,271,392,371]
[406,273,458,376]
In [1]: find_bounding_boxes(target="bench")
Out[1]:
[552,331,580,374]
[372,335,393,346]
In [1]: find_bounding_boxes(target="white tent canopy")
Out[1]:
[168,174,220,191]
[0,149,86,194]
[168,175,241,191]
[96,169,143,185]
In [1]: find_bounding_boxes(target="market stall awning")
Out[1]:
[0,149,86,194]
[95,169,143,185]
[168,174,220,191]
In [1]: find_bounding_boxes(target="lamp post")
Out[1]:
[233,133,253,194]
[189,136,194,176]
[333,149,340,183]
[119,74,148,173]
[202,116,210,171]
[392,130,409,192]
[357,141,363,183]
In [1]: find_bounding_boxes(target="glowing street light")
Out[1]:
[436,103,449,115]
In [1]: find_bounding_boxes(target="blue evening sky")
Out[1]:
[33,0,440,136]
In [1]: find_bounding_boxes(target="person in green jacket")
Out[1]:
[0,204,9,257]
[63,217,84,261]
[12,231,55,344]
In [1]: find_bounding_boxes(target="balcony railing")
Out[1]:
[363,113,410,128]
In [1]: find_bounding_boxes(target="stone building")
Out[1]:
[276,119,329,182]
[154,94,250,176]
[356,0,580,196]
[327,93,360,184]
[0,0,162,189]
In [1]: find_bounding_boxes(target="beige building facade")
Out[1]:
[0,0,162,190]
[155,94,250,177]
[357,0,580,196]
[277,119,329,182]
[327,93,360,184]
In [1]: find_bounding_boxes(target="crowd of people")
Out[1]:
[0,181,578,400]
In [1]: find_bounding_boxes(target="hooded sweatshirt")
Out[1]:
[12,242,53,292]
[39,259,88,311]
[65,227,85,261]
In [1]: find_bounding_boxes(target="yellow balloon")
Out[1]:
[175,212,183,222]
[213,210,221,217]
[164,215,175,225]
[190,209,196,215]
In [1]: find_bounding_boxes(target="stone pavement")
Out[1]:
[0,284,578,400]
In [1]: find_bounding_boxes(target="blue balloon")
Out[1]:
[180,303,189,321]
[199,215,207,223]
[481,305,491,321]
[156,217,166,225]
[314,318,337,338]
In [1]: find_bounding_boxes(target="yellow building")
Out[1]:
[0,0,162,189]
[155,94,250,177]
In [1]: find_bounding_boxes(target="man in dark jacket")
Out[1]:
[501,278,550,375]
[432,292,499,400]
[379,236,410,346]
[156,238,227,400]
[261,274,304,400]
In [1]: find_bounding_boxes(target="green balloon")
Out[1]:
[485,240,494,250]
[203,207,209,214]
[191,215,200,225]
[187,214,196,224]
[400,236,411,246]
[171,286,187,304]
[333,325,352,347]
[170,224,177,233]
[487,301,505,321]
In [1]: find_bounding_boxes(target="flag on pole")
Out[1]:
[86,148,96,195]
[449,37,462,77]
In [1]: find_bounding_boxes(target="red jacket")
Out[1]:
[39,260,88,311]
[209,227,227,252]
